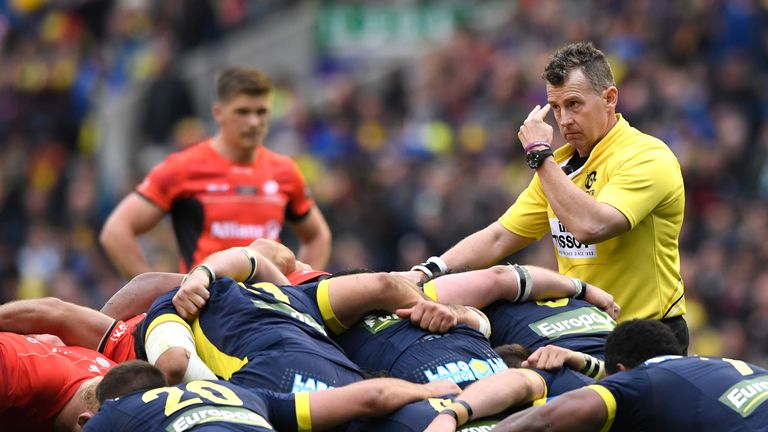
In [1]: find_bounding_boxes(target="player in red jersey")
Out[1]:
[100,67,331,279]
[0,332,115,431]
[0,240,300,364]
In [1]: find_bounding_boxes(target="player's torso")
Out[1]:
[605,356,768,431]
[84,380,275,432]
[336,313,506,387]
[485,299,613,357]
[0,333,114,430]
[142,280,362,392]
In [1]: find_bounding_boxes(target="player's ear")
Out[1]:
[615,362,628,372]
[76,412,95,430]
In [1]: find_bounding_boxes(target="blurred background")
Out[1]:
[1,0,767,365]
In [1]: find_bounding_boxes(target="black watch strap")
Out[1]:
[526,148,554,169]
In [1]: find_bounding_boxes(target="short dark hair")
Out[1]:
[543,41,615,93]
[96,360,168,403]
[494,343,532,368]
[604,319,683,375]
[216,67,272,102]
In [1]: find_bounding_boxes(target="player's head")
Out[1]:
[604,319,683,375]
[213,67,273,150]
[494,343,532,368]
[96,360,168,403]
[543,41,618,152]
[544,41,615,94]
[68,375,104,431]
[216,67,273,102]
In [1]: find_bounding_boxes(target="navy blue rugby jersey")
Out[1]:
[485,298,614,358]
[335,312,506,389]
[589,355,768,431]
[295,279,506,388]
[139,278,363,393]
[84,380,306,432]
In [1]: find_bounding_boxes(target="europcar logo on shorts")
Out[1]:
[719,376,768,417]
[529,307,615,339]
[167,406,271,432]
[424,358,507,384]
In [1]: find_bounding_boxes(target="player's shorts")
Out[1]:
[229,350,363,394]
[389,332,507,389]
[98,313,146,363]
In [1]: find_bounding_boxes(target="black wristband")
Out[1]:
[439,407,459,423]
[574,279,588,300]
[455,400,473,422]
[190,264,215,286]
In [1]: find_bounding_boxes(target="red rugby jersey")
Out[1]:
[137,140,314,272]
[0,332,115,431]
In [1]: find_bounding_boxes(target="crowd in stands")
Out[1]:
[1,0,768,366]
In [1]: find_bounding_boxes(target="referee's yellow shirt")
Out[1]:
[500,115,685,321]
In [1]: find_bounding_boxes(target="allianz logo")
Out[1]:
[211,220,281,239]
[530,307,616,338]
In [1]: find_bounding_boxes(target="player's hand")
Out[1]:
[522,345,581,371]
[517,104,554,151]
[173,269,211,320]
[423,379,461,398]
[423,410,458,432]
[583,284,620,319]
[396,300,458,333]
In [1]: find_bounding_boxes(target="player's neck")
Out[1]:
[55,376,100,432]
[211,135,259,164]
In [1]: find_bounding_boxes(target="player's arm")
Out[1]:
[518,103,630,245]
[397,222,535,285]
[522,345,606,379]
[144,316,217,385]
[247,238,301,275]
[290,205,332,270]
[101,272,185,320]
[424,368,546,432]
[305,378,461,431]
[0,297,113,349]
[425,265,619,319]
[172,246,290,320]
[320,272,461,332]
[492,387,609,432]
[99,193,167,279]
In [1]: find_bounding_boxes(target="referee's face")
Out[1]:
[547,68,617,155]
[214,93,271,151]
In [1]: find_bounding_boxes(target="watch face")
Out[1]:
[526,150,552,169]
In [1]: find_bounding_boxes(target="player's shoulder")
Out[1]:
[160,140,218,166]
[257,147,301,172]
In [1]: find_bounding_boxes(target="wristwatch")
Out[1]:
[526,148,554,169]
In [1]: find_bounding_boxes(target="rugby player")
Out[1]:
[493,320,768,431]
[0,332,114,432]
[83,360,459,431]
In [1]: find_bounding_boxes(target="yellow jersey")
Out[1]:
[500,115,685,320]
